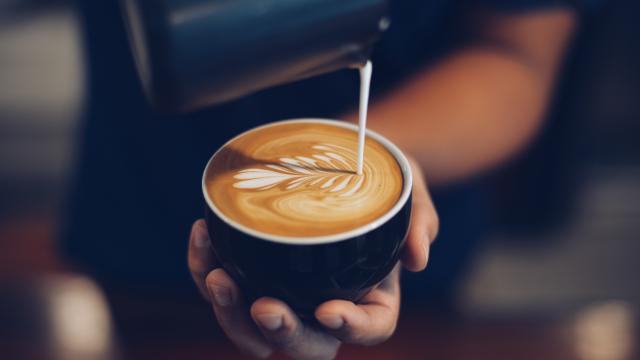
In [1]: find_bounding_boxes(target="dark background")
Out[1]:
[0,0,638,359]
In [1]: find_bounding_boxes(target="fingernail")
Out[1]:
[256,314,283,331]
[209,284,232,306]
[318,314,344,330]
[194,228,210,248]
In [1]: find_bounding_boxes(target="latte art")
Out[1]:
[205,122,403,237]
[233,144,365,196]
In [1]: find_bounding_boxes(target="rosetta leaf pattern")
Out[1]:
[233,144,362,197]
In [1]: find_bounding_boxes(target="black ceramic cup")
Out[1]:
[202,119,412,315]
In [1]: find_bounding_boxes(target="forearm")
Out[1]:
[355,9,576,185]
[366,48,550,185]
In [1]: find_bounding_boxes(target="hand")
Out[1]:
[188,157,438,359]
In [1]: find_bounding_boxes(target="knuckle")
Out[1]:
[207,268,227,284]
[203,269,228,293]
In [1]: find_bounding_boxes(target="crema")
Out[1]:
[205,121,403,237]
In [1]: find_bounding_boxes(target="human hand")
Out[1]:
[188,157,438,359]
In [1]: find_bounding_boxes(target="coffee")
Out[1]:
[204,121,403,238]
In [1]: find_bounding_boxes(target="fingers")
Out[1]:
[192,222,340,360]
[188,219,217,300]
[315,267,401,346]
[251,298,340,360]
[206,269,274,359]
[402,160,439,272]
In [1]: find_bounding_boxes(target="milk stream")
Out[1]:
[357,61,372,176]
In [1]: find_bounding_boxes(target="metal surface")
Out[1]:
[122,0,388,112]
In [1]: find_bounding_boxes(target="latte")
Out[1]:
[204,121,403,238]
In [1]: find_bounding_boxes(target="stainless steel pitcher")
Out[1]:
[122,0,389,113]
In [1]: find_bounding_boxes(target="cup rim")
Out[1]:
[202,118,413,245]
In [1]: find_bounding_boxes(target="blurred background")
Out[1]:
[1,0,639,359]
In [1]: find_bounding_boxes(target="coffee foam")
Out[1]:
[205,122,403,237]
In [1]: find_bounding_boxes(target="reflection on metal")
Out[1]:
[573,301,636,360]
[169,2,228,26]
